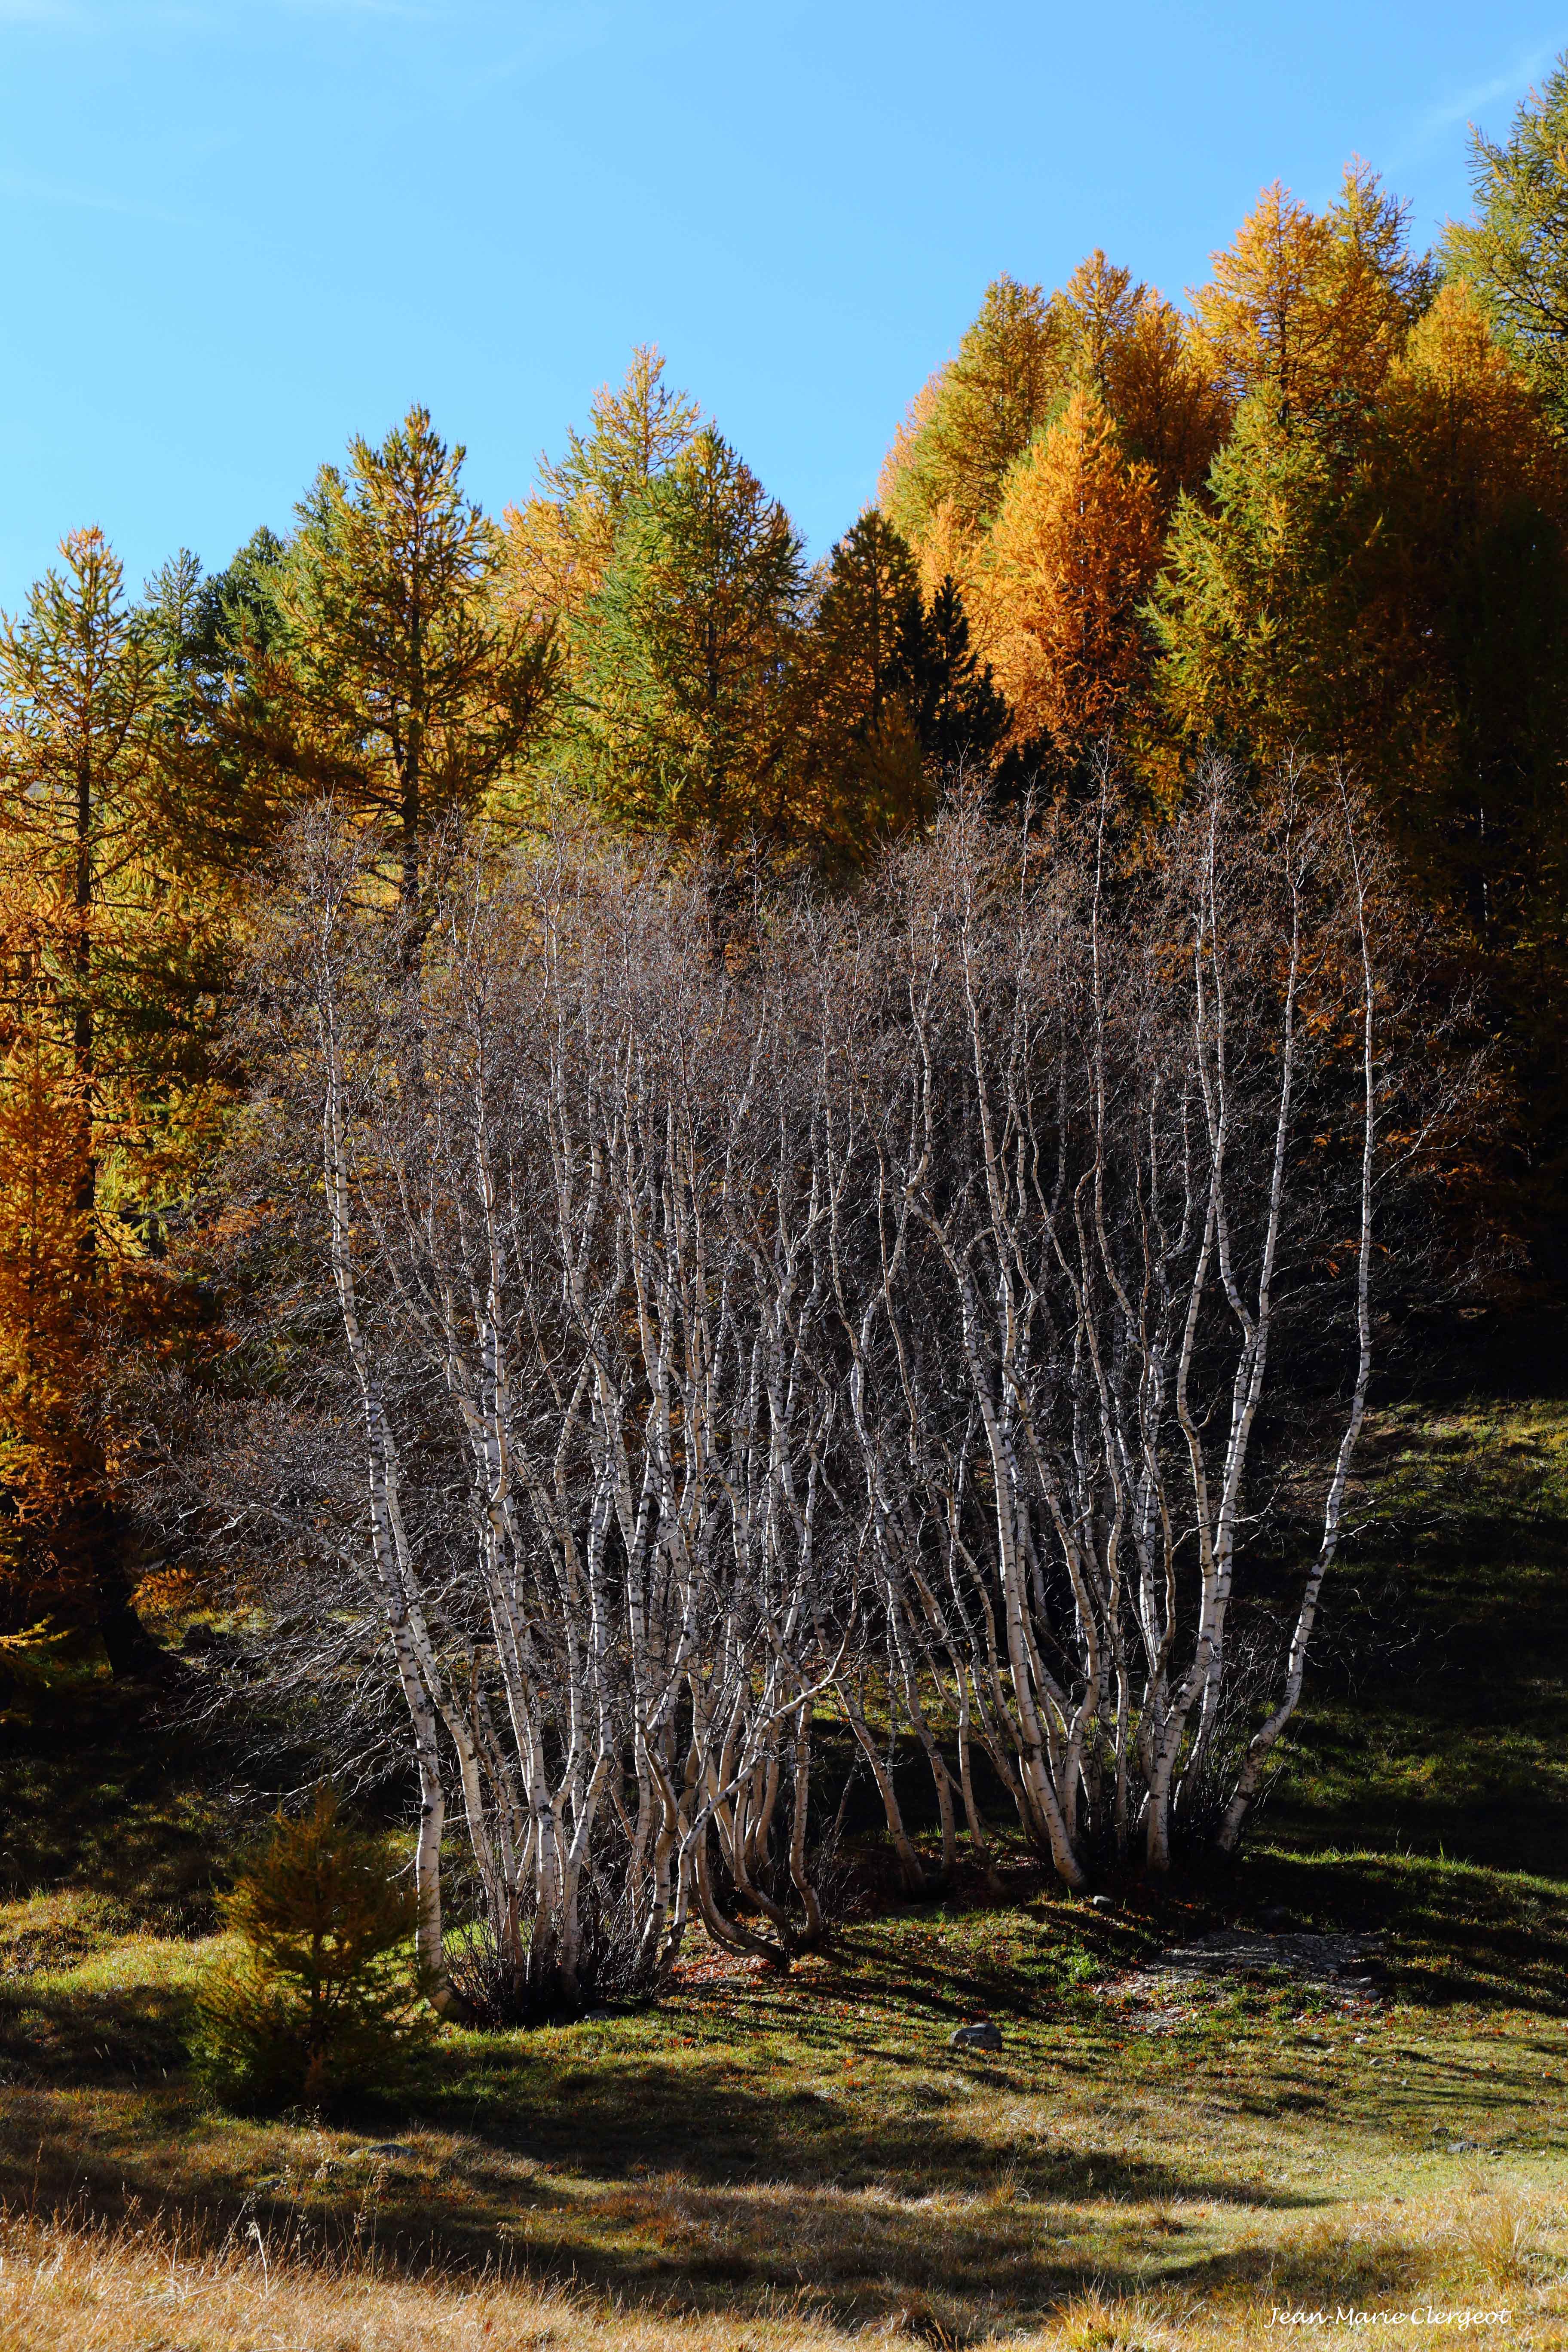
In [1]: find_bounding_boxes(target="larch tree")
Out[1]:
[1148,383,1352,762]
[0,530,220,1667]
[0,532,162,1243]
[879,275,1065,548]
[1154,283,1568,867]
[502,346,702,645]
[978,389,1164,757]
[882,257,1227,574]
[1154,167,1449,773]
[1191,165,1432,439]
[537,344,703,539]
[232,407,555,929]
[1152,275,1568,1178]
[0,907,100,1637]
[567,426,806,848]
[1357,281,1568,919]
[1069,260,1232,511]
[1445,52,1568,434]
[1339,276,1568,1136]
[876,257,1227,780]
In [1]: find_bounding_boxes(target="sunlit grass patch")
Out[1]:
[2,2180,1566,2350]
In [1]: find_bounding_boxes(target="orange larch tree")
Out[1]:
[1190,163,1433,438]
[978,389,1165,757]
[0,529,221,1666]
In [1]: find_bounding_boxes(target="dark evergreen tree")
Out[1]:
[896,573,1010,775]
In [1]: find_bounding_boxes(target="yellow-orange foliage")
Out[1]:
[876,372,942,523]
[909,493,983,613]
[1057,250,1230,503]
[979,390,1164,753]
[881,259,1221,555]
[0,877,98,1601]
[501,346,701,641]
[1387,278,1557,492]
[879,276,1066,549]
[0,528,220,1645]
[498,493,597,639]
[1100,293,1233,511]
[1191,164,1425,428]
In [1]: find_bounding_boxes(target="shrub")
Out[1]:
[193,1786,426,2109]
[443,1858,658,2027]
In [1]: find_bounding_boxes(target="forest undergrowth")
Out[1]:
[1,1343,1568,2345]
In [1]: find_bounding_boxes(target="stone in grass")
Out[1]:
[950,2020,1004,2052]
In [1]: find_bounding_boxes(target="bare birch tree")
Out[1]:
[164,765,1461,2019]
[197,815,847,2013]
[824,767,1458,1881]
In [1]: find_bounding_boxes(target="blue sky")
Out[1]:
[0,0,1563,609]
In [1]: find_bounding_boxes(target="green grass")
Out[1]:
[4,1902,1566,2319]
[1268,1391,1568,1882]
[5,1371,1568,2342]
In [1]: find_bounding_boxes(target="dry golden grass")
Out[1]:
[7,1900,1568,2345]
[1,2182,1565,2351]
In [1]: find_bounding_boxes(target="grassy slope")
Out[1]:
[3,1365,1568,2347]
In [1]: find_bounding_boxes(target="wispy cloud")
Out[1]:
[1390,37,1562,175]
[0,163,195,227]
[0,1,86,22]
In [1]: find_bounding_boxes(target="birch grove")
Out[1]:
[189,771,1456,2015]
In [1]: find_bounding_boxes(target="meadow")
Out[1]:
[2,1338,1567,2351]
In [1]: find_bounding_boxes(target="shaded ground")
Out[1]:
[1266,1332,1568,1885]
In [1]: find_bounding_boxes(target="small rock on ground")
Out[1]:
[950,2020,1004,2052]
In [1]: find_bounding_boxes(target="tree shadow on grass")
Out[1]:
[0,1681,297,1939]
[421,2035,1308,2208]
[0,2039,1328,2331]
[1249,1850,1568,2016]
[0,1977,191,2084]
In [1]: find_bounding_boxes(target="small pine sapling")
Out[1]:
[194,1786,426,2110]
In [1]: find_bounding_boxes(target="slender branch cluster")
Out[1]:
[190,770,1459,2013]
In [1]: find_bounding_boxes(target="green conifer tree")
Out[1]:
[1446,53,1568,433]
[187,410,554,925]
[569,427,804,846]
[196,1788,425,2111]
